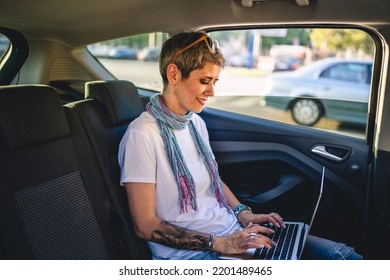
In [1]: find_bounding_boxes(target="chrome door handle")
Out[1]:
[311,145,343,162]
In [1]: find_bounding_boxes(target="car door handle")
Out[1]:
[310,145,343,162]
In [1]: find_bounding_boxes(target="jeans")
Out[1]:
[301,235,363,260]
[189,251,220,260]
[188,235,363,260]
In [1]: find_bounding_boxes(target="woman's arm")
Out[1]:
[125,182,212,250]
[221,180,244,209]
[221,181,285,228]
[125,182,275,254]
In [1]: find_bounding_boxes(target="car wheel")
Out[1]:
[291,98,322,126]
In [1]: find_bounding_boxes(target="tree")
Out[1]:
[309,29,374,58]
[261,29,311,52]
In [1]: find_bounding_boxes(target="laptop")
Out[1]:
[221,166,325,260]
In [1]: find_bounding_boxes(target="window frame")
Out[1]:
[0,27,29,85]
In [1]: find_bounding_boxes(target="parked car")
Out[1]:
[0,0,389,264]
[225,52,253,68]
[273,55,303,71]
[137,47,161,61]
[263,58,372,126]
[107,46,138,60]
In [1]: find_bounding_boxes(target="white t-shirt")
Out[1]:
[118,111,240,259]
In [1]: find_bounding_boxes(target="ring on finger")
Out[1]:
[250,233,257,239]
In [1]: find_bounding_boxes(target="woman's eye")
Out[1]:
[200,80,209,85]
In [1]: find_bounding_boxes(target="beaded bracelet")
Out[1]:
[208,233,216,252]
[233,204,252,218]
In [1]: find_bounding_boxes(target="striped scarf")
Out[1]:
[146,93,231,214]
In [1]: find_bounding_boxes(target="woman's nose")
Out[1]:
[205,84,215,97]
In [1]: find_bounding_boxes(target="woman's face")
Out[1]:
[172,62,222,115]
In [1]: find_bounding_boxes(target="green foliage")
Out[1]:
[261,29,311,50]
[94,29,374,57]
[101,33,169,49]
[102,34,150,48]
[310,29,374,54]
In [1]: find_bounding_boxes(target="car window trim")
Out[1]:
[0,27,29,85]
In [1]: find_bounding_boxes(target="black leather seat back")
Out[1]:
[67,80,151,259]
[0,85,124,259]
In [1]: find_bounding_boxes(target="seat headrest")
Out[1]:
[0,85,70,149]
[85,80,144,125]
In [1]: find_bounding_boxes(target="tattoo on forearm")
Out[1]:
[151,221,209,251]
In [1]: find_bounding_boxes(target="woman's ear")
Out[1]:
[166,63,181,85]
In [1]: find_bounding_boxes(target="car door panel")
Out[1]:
[200,108,369,248]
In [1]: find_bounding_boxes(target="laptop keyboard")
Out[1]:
[253,223,299,260]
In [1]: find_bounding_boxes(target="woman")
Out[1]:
[118,31,362,260]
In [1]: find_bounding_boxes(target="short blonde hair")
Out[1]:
[159,31,225,88]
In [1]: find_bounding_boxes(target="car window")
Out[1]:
[319,63,370,84]
[88,32,168,91]
[89,28,375,139]
[0,33,10,60]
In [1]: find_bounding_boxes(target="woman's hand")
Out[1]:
[238,211,285,229]
[213,224,275,255]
